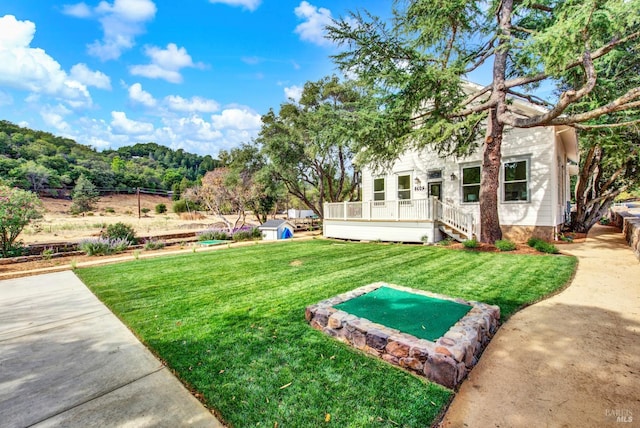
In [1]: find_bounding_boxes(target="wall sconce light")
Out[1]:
[450,173,457,181]
[414,177,422,186]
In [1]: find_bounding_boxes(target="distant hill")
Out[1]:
[0,120,219,197]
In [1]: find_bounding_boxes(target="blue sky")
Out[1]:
[0,0,393,156]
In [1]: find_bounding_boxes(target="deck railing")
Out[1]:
[433,199,476,240]
[324,197,476,239]
[324,199,433,221]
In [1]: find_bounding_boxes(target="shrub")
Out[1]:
[155,203,167,214]
[78,237,130,256]
[232,226,262,242]
[534,241,559,254]
[527,237,559,254]
[42,248,55,260]
[437,237,453,246]
[141,207,151,216]
[495,239,517,252]
[527,237,543,248]
[143,239,165,250]
[462,238,479,249]
[198,229,230,241]
[104,207,116,214]
[101,222,137,244]
[173,199,189,214]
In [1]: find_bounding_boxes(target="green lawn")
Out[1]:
[76,239,576,427]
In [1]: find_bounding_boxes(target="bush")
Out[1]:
[104,207,116,214]
[143,239,165,250]
[198,229,230,241]
[173,199,189,214]
[527,237,559,254]
[155,203,167,214]
[101,222,137,244]
[495,239,517,252]
[462,238,479,249]
[535,241,559,254]
[527,237,543,248]
[141,207,151,216]
[232,226,262,242]
[437,237,453,246]
[78,237,130,256]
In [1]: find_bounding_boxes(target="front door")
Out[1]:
[429,182,442,199]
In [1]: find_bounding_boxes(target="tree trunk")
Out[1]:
[479,107,503,243]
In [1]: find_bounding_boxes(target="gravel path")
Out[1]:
[440,224,640,427]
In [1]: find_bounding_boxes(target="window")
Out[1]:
[373,177,385,201]
[503,160,529,202]
[462,166,480,203]
[427,170,442,180]
[397,174,411,200]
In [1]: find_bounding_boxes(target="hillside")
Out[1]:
[0,120,219,195]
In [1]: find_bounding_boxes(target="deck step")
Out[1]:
[439,225,468,243]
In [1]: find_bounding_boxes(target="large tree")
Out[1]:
[257,76,366,218]
[0,186,43,257]
[329,0,640,242]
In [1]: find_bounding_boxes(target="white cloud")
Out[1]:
[128,82,157,107]
[70,63,111,89]
[284,85,303,102]
[0,15,92,107]
[61,2,92,18]
[165,95,220,113]
[110,111,154,135]
[72,0,157,61]
[294,1,333,46]
[208,0,261,11]
[130,43,202,83]
[40,105,72,132]
[211,108,262,130]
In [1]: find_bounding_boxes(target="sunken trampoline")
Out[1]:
[305,282,500,389]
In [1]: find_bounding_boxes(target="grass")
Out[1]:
[76,240,576,427]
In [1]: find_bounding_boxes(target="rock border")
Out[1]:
[610,209,640,261]
[305,282,500,389]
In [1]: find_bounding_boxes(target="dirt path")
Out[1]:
[440,224,640,427]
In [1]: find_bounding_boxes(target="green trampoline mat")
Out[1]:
[334,286,472,341]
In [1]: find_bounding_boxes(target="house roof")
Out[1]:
[258,219,292,230]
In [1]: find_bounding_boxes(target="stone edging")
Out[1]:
[610,210,640,261]
[305,282,500,389]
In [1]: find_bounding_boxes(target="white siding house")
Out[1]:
[323,100,579,244]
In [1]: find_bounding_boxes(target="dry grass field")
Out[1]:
[21,194,230,244]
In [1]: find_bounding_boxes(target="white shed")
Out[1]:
[259,220,295,241]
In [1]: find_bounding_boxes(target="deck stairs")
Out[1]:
[434,199,476,242]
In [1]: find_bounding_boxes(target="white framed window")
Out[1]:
[373,177,385,202]
[503,159,529,202]
[462,165,481,203]
[397,174,411,200]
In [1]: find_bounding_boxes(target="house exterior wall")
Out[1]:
[361,125,570,240]
[323,220,441,243]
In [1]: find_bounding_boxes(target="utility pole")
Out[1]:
[137,187,141,219]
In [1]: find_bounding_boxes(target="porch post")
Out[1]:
[396,200,400,221]
[343,201,348,220]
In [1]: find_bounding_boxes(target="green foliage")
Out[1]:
[143,239,165,250]
[104,207,115,213]
[78,237,130,256]
[437,237,453,246]
[141,207,151,215]
[527,237,559,254]
[155,203,167,214]
[257,76,366,216]
[42,247,54,260]
[101,222,137,244]
[197,229,230,241]
[0,120,214,193]
[462,238,479,249]
[0,185,44,258]
[495,239,517,252]
[172,199,189,214]
[77,240,576,427]
[71,174,100,215]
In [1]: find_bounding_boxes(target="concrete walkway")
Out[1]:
[0,271,224,428]
[441,224,640,427]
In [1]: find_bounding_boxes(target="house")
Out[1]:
[323,96,579,244]
[259,219,294,240]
